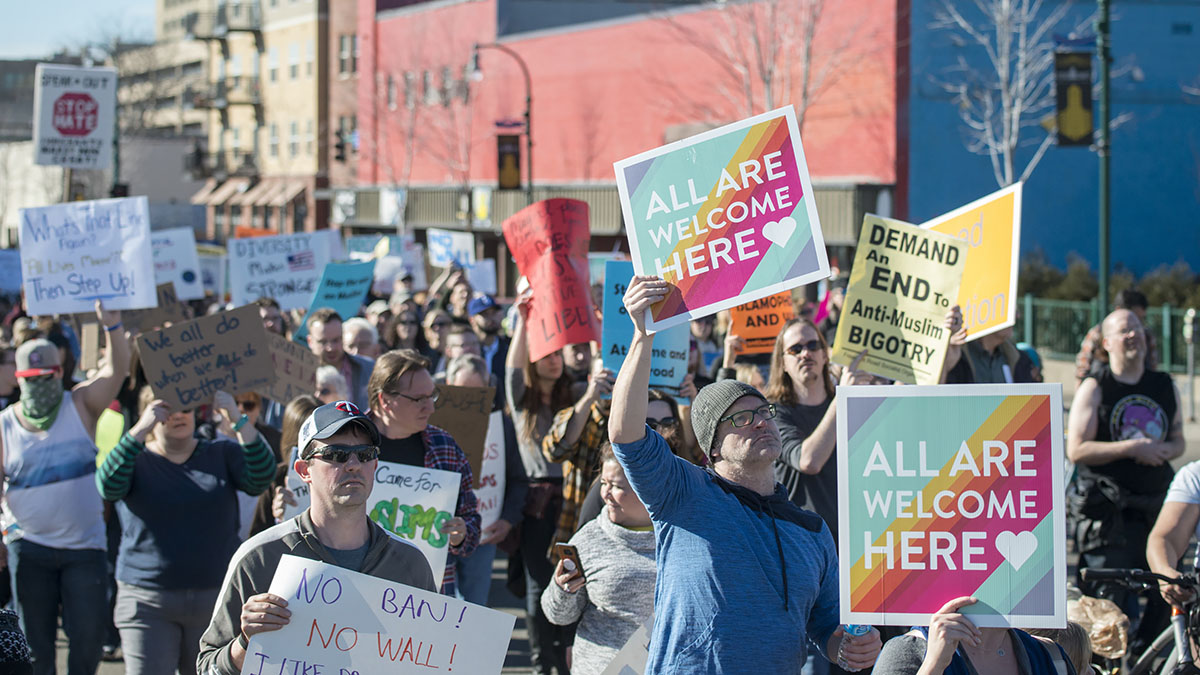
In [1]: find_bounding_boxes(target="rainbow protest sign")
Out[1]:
[614,106,829,333]
[837,384,1066,628]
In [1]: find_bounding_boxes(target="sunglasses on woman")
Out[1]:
[646,416,678,430]
[305,444,380,464]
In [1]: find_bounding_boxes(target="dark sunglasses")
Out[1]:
[647,416,678,430]
[305,444,380,464]
[785,340,823,356]
[237,399,258,411]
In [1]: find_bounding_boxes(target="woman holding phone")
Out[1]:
[540,443,656,675]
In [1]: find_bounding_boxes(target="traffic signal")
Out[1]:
[334,132,347,163]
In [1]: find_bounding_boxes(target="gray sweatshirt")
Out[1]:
[197,510,436,675]
[540,505,656,675]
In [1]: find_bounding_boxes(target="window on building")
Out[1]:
[269,123,279,157]
[306,119,314,154]
[338,34,358,75]
[289,43,300,80]
[306,39,314,77]
[422,70,437,105]
[268,47,279,83]
[289,121,299,156]
[403,72,416,109]
[230,54,242,86]
[231,127,241,152]
[387,74,397,110]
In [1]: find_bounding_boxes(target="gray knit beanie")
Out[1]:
[691,380,768,454]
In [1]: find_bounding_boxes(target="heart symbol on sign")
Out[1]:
[995,530,1038,571]
[761,216,797,249]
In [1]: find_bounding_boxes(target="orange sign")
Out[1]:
[235,226,276,239]
[921,183,1022,341]
[729,291,795,354]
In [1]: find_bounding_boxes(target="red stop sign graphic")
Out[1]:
[52,93,99,137]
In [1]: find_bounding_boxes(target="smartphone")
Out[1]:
[552,543,585,582]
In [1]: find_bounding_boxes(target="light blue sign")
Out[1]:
[601,260,691,403]
[426,228,476,267]
[293,260,377,342]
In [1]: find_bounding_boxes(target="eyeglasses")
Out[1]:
[390,389,439,405]
[306,444,380,464]
[719,404,778,428]
[785,340,823,356]
[398,318,419,326]
[646,416,677,430]
[429,321,451,329]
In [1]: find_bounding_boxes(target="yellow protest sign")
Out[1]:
[831,215,967,385]
[920,183,1022,341]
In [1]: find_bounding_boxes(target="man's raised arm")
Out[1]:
[609,276,667,444]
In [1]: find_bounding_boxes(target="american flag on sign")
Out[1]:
[287,251,315,271]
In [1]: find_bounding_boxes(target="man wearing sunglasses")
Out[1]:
[609,276,882,674]
[0,301,129,675]
[198,400,435,675]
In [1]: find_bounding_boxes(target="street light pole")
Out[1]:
[1096,0,1111,314]
[473,42,534,205]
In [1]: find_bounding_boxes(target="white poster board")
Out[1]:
[151,227,204,300]
[19,196,155,315]
[426,228,475,267]
[242,555,515,675]
[196,246,226,299]
[33,64,117,170]
[228,230,342,310]
[467,259,498,296]
[283,458,460,588]
[599,621,652,675]
[476,411,506,530]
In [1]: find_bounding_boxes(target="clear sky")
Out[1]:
[0,0,157,59]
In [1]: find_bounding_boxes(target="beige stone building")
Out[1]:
[189,0,338,240]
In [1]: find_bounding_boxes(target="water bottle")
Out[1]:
[837,624,872,672]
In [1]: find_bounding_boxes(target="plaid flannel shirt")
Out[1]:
[542,402,609,548]
[420,425,482,596]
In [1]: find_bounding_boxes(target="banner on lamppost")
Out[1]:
[1054,51,1093,147]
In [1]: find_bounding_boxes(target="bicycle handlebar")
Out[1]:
[1080,567,1197,588]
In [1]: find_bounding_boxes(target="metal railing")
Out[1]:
[1014,294,1196,374]
[182,2,262,39]
[186,77,262,108]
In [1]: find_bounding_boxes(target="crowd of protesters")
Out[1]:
[0,252,1190,675]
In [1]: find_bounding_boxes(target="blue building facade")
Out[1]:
[904,0,1200,273]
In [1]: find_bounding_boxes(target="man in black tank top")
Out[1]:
[1067,308,1185,655]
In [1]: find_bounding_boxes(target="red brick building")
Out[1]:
[346,0,899,291]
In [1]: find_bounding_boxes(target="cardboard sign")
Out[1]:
[729,291,796,354]
[125,282,191,335]
[476,411,506,530]
[283,460,461,588]
[426,228,476,267]
[501,199,600,362]
[136,304,275,410]
[429,385,495,489]
[614,105,830,333]
[467,259,498,296]
[33,64,117,170]
[79,322,101,372]
[921,183,1022,341]
[831,216,967,385]
[243,555,515,675]
[263,332,320,404]
[587,252,626,286]
[837,384,1066,628]
[292,260,377,341]
[196,246,226,300]
[150,227,204,300]
[19,196,155,316]
[0,250,22,293]
[601,260,690,401]
[228,230,342,311]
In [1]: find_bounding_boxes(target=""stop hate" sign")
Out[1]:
[33,63,116,170]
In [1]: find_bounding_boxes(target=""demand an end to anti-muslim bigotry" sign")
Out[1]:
[614,105,829,333]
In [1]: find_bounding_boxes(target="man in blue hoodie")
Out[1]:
[609,275,883,673]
